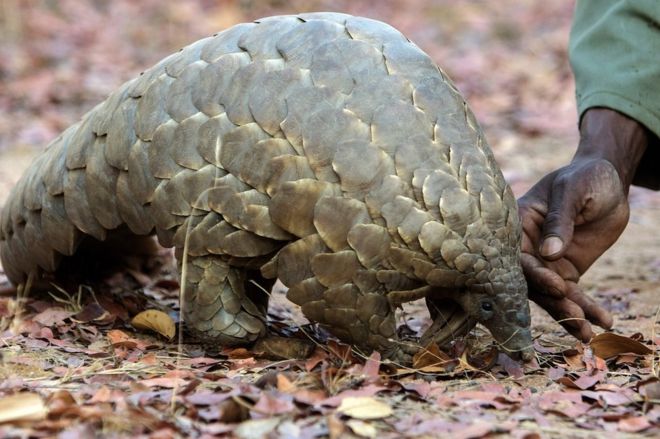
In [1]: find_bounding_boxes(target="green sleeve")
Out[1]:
[570,0,660,135]
[570,0,660,189]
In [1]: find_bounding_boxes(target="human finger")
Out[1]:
[565,281,613,330]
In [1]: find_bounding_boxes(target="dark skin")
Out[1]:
[518,108,649,341]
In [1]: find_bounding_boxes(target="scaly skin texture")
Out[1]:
[0,13,532,362]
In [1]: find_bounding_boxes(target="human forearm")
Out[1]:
[573,108,649,192]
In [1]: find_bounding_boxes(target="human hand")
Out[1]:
[519,159,626,340]
[518,108,648,341]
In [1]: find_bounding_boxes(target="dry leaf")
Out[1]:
[0,393,47,424]
[413,343,456,373]
[131,310,176,340]
[336,396,393,420]
[590,333,652,359]
[346,419,377,438]
[107,329,138,349]
[234,417,280,439]
[276,373,297,393]
[618,416,651,433]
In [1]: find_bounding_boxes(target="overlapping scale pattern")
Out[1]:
[0,13,527,361]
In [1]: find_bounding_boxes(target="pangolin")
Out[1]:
[0,13,532,362]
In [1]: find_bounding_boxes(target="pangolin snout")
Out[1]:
[505,309,531,327]
[499,328,534,362]
[495,307,533,361]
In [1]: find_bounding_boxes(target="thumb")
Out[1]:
[539,176,582,260]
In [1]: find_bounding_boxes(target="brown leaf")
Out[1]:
[131,309,176,340]
[72,302,111,323]
[328,340,358,363]
[563,351,585,370]
[97,295,129,321]
[32,307,74,327]
[88,386,113,404]
[590,333,652,359]
[217,398,250,423]
[226,347,253,359]
[276,373,297,393]
[467,346,498,370]
[413,343,452,370]
[305,347,329,371]
[618,416,651,433]
[0,393,47,424]
[252,392,296,416]
[47,390,78,418]
[292,389,328,406]
[558,370,606,390]
[107,329,137,349]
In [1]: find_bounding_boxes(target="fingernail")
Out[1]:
[541,236,563,257]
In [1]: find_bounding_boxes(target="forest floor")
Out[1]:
[0,1,658,437]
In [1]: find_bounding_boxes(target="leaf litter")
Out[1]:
[1,0,660,438]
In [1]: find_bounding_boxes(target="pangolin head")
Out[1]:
[453,263,533,361]
[417,205,533,360]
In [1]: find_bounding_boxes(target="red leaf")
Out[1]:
[573,371,606,390]
[451,391,516,410]
[362,351,381,378]
[497,353,524,378]
[558,370,606,390]
[33,308,74,327]
[618,416,651,433]
[252,391,296,416]
[305,347,328,371]
[139,377,187,389]
[401,381,432,399]
[548,367,565,381]
[452,421,497,439]
[581,390,633,407]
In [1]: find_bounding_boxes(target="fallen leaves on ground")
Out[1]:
[1,282,658,437]
[1,0,659,437]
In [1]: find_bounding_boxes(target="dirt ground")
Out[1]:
[0,1,658,438]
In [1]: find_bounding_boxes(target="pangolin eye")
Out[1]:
[481,301,493,312]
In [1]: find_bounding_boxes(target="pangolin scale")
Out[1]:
[0,13,532,362]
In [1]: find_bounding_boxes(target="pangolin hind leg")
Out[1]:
[178,254,273,346]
